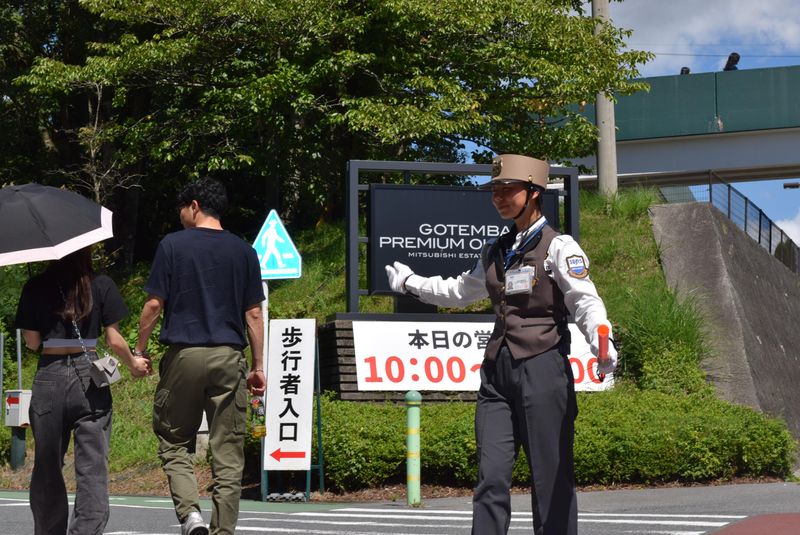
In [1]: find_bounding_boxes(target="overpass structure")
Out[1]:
[574,65,800,186]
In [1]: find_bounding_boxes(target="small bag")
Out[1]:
[68,312,122,388]
[89,352,122,388]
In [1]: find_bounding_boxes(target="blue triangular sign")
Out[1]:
[252,210,302,280]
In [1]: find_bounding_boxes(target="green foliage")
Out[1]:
[9,0,652,235]
[579,188,708,391]
[107,371,161,471]
[575,388,794,485]
[0,265,30,392]
[318,395,405,491]
[315,390,794,492]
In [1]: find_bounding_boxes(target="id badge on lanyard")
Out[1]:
[505,265,536,295]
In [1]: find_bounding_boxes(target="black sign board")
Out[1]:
[369,184,560,294]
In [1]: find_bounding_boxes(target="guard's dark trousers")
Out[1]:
[472,346,578,535]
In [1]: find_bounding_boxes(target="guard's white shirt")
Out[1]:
[404,216,611,349]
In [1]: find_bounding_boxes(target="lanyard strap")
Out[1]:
[503,218,547,270]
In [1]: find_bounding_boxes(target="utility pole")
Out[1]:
[592,0,618,197]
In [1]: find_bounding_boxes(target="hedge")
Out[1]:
[313,389,794,492]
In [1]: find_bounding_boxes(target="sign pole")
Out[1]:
[16,329,22,390]
[11,330,26,469]
[304,340,325,500]
[1,332,4,422]
[260,281,269,502]
[252,209,304,501]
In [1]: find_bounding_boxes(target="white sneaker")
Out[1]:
[181,511,209,535]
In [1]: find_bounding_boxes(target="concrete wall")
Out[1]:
[651,203,800,439]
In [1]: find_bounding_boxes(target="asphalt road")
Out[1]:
[1,481,798,534]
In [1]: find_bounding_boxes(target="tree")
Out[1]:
[16,0,651,251]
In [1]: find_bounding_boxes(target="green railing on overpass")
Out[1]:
[582,65,800,140]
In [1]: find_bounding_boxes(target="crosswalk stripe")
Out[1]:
[333,507,744,520]
[577,519,728,527]
[288,511,729,527]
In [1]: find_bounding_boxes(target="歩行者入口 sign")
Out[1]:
[368,184,559,294]
[264,318,316,471]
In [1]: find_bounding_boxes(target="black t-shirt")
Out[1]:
[144,227,264,347]
[15,272,129,341]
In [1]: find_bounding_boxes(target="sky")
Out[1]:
[602,0,800,242]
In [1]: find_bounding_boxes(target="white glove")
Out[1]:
[590,323,618,375]
[385,261,415,294]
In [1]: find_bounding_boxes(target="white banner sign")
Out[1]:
[352,321,613,392]
[264,318,316,471]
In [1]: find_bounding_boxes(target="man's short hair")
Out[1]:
[176,177,228,219]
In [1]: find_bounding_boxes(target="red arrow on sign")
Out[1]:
[6,397,19,405]
[270,448,307,461]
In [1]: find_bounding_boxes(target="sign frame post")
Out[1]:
[345,160,579,313]
[260,320,324,501]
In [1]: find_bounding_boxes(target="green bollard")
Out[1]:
[405,390,422,506]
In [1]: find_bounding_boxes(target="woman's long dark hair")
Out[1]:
[47,247,94,322]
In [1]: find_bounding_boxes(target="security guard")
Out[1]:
[386,154,617,535]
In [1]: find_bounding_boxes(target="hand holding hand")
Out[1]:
[128,355,152,378]
[385,261,415,294]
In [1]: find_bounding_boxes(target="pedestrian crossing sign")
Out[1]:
[252,210,302,280]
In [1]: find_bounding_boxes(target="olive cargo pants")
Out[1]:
[153,345,248,535]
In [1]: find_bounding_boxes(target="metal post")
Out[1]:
[768,218,773,253]
[314,341,324,494]
[727,185,731,219]
[305,340,325,501]
[593,0,618,197]
[1,332,4,421]
[744,198,748,235]
[11,330,26,469]
[260,282,269,502]
[346,162,360,313]
[16,329,22,390]
[405,390,422,506]
[564,169,580,243]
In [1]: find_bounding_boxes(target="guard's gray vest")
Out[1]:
[481,224,568,360]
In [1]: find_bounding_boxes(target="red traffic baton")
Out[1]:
[597,324,610,381]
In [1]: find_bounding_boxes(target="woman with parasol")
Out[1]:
[15,246,151,534]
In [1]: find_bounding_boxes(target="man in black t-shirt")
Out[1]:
[135,178,265,535]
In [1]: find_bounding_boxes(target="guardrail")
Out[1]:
[656,173,799,274]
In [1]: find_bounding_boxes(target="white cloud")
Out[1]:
[776,208,800,244]
[598,0,800,77]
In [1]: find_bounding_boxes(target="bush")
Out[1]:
[574,388,794,485]
[314,390,794,492]
[318,394,405,491]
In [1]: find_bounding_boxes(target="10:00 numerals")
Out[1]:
[363,355,605,385]
[363,355,481,384]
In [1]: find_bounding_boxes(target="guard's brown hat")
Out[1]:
[478,154,549,190]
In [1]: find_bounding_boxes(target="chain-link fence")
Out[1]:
[655,174,799,274]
